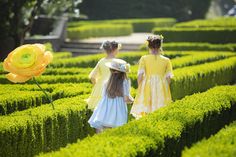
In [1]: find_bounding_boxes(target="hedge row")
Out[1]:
[1,56,235,104]
[44,52,234,75]
[0,91,48,115]
[4,51,230,76]
[153,27,236,43]
[140,42,236,52]
[1,57,235,101]
[67,24,133,40]
[0,96,94,157]
[0,51,156,73]
[175,17,236,28]
[182,121,236,157]
[130,52,235,74]
[48,51,185,68]
[170,52,235,69]
[38,85,236,157]
[0,83,92,98]
[44,67,93,75]
[68,18,176,32]
[1,51,234,76]
[0,83,92,115]
[0,74,89,84]
[53,52,72,59]
[170,57,236,100]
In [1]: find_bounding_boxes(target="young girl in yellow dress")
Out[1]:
[87,41,121,108]
[131,35,173,119]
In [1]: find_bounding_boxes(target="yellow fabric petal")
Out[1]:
[3,44,52,81]
[3,60,47,77]
[43,51,53,64]
[3,44,51,77]
[6,73,32,83]
[3,58,10,72]
[11,45,38,68]
[34,43,46,52]
[33,67,46,76]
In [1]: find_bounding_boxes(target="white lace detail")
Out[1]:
[131,75,171,119]
[165,72,174,78]
[138,68,145,76]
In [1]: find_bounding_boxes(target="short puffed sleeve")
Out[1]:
[138,56,145,75]
[89,61,101,79]
[165,59,174,78]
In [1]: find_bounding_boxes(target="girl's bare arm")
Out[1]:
[137,73,143,87]
[166,76,171,85]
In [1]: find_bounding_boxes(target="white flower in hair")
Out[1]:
[126,63,130,72]
[118,43,122,50]
[100,40,109,49]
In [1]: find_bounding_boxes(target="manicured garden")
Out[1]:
[0,17,236,157]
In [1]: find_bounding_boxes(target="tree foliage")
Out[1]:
[0,0,44,61]
[79,0,212,21]
[0,0,81,61]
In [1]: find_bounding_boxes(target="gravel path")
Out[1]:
[78,33,154,44]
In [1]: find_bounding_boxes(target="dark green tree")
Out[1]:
[0,0,44,61]
[0,0,81,61]
[79,0,212,21]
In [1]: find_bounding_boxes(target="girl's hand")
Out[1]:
[125,95,134,104]
[166,76,171,84]
[91,77,96,85]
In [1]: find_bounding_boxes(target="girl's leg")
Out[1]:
[103,126,112,130]
[96,127,103,134]
[96,126,112,134]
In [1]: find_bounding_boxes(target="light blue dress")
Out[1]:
[88,79,130,129]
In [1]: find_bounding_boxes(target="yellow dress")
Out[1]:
[131,54,173,118]
[87,58,114,108]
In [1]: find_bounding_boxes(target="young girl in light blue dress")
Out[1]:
[88,59,134,133]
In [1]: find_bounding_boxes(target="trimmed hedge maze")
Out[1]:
[174,17,236,28]
[0,83,92,115]
[67,18,176,39]
[153,27,236,43]
[152,17,236,44]
[0,49,236,157]
[0,96,93,157]
[38,86,236,157]
[182,121,236,157]
[140,42,236,52]
[67,24,133,40]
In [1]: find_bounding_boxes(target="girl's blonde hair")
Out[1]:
[106,69,127,98]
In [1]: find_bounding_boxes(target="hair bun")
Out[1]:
[100,41,121,52]
[100,41,111,51]
[147,35,163,49]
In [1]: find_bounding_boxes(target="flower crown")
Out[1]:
[147,35,164,41]
[145,35,164,46]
